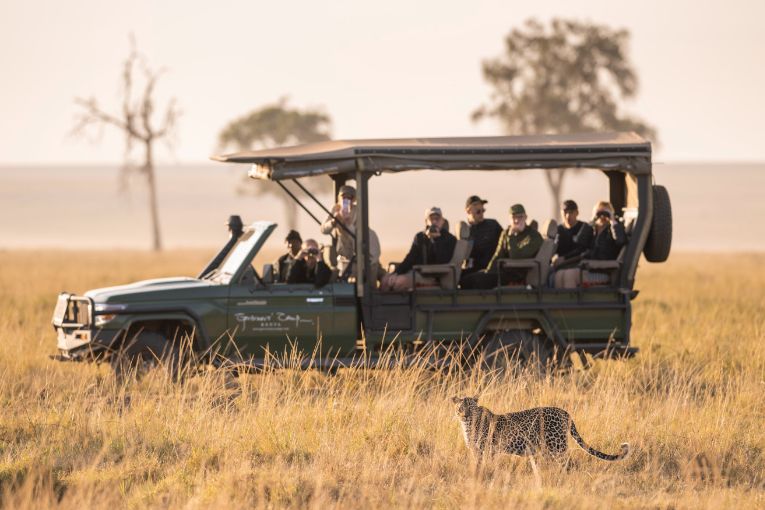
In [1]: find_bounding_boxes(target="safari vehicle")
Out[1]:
[52,133,672,375]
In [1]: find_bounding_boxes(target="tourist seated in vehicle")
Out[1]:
[275,229,303,283]
[381,207,457,292]
[462,195,503,276]
[460,203,543,289]
[320,184,381,280]
[554,200,627,288]
[287,239,332,287]
[553,200,588,267]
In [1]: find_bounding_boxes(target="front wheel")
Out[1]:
[110,331,187,384]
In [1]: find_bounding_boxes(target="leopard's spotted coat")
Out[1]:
[452,396,629,461]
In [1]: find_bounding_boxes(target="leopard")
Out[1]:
[452,396,629,461]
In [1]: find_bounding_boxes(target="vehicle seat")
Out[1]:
[526,219,557,286]
[580,245,626,287]
[496,219,557,288]
[413,221,473,290]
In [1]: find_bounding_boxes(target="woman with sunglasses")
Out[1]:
[554,200,626,288]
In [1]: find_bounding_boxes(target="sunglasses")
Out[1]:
[596,210,612,218]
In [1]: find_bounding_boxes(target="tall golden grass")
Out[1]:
[0,250,763,509]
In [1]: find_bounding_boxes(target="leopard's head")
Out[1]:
[451,396,479,419]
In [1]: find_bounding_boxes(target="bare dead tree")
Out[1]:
[72,39,180,251]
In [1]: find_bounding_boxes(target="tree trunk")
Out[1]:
[144,140,163,252]
[544,169,567,221]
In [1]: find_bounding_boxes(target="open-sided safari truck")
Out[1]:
[52,133,672,375]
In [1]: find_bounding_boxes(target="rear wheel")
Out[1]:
[482,330,555,374]
[110,331,187,384]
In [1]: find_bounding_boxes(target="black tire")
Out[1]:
[482,330,554,374]
[110,331,185,384]
[643,185,672,262]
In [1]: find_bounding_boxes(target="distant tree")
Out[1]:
[473,19,657,218]
[218,98,333,229]
[72,38,179,251]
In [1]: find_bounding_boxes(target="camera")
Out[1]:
[306,247,320,256]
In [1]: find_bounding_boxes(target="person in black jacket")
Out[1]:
[553,200,588,266]
[463,195,503,275]
[275,229,302,282]
[287,239,332,288]
[382,206,457,292]
[554,201,627,288]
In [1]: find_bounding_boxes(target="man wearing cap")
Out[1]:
[463,195,503,276]
[553,199,588,269]
[460,203,543,289]
[320,184,381,280]
[381,206,457,292]
[275,229,303,283]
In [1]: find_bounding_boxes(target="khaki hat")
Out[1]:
[509,203,526,215]
[425,206,443,219]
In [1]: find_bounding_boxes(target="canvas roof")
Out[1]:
[212,132,652,180]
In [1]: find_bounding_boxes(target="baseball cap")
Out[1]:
[465,195,488,209]
[425,206,443,219]
[509,204,526,215]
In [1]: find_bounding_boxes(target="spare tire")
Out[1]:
[643,184,672,262]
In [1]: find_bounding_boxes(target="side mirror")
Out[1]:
[262,263,274,284]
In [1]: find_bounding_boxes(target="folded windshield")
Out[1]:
[214,222,274,284]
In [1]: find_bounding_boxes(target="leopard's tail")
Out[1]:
[569,421,629,461]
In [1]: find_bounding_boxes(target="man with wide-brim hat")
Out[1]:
[462,195,503,276]
[460,203,543,289]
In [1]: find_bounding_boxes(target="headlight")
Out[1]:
[94,303,128,313]
[94,314,117,327]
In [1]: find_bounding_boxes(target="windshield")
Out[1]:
[213,221,274,284]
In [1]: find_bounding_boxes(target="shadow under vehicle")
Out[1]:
[51,133,672,375]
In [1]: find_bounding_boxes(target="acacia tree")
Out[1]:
[218,98,333,229]
[73,40,180,251]
[473,19,657,218]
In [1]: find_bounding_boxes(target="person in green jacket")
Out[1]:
[460,203,543,289]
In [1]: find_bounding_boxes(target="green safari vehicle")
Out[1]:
[51,133,672,375]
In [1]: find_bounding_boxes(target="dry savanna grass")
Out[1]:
[0,250,764,509]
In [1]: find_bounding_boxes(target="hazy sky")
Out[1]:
[1,0,764,164]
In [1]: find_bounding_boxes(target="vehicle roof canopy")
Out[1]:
[212,132,652,180]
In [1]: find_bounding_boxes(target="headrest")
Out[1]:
[528,219,539,231]
[458,220,470,240]
[542,219,558,239]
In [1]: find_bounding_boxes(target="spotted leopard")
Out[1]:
[452,396,629,461]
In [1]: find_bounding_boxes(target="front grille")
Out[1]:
[52,294,92,328]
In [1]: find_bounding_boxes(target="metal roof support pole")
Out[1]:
[354,162,370,299]
[332,175,348,201]
[623,169,653,288]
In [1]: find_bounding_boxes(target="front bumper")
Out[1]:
[52,293,120,361]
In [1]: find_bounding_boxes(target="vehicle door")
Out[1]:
[227,281,335,360]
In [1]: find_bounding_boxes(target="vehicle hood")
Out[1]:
[85,277,216,303]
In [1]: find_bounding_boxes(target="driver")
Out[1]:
[287,239,332,288]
